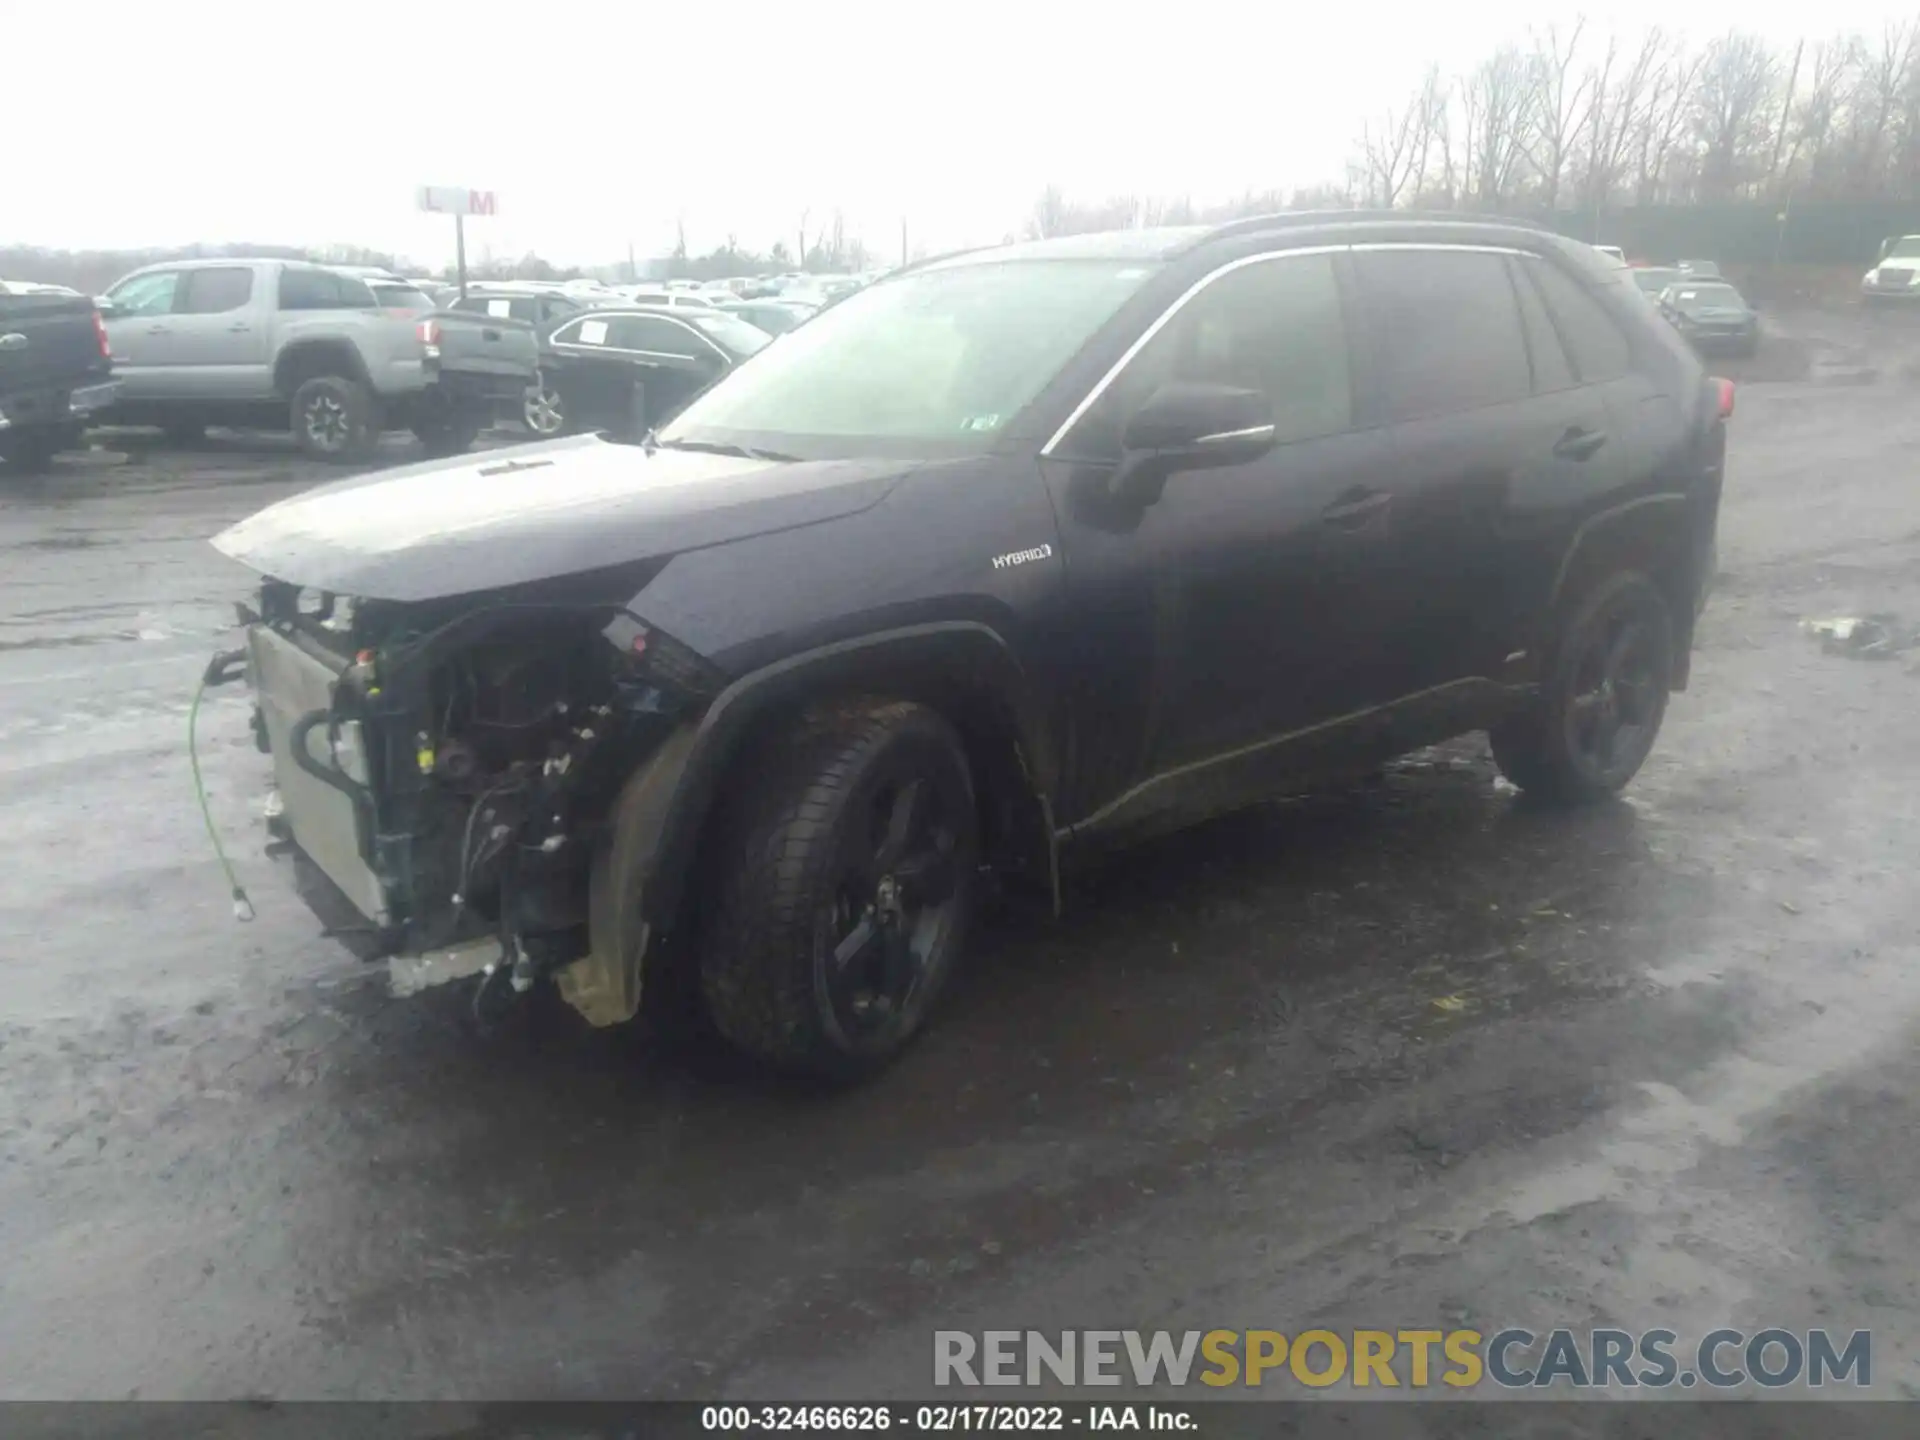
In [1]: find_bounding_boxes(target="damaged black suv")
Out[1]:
[211,213,1727,1078]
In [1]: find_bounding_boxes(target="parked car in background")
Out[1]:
[1675,259,1722,279]
[1592,245,1628,267]
[615,285,717,310]
[534,306,769,438]
[211,212,1727,1080]
[1861,235,1920,300]
[0,283,117,474]
[97,258,537,459]
[715,298,817,335]
[452,283,629,436]
[1659,280,1760,356]
[1630,265,1684,299]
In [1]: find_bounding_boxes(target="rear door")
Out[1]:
[1501,255,1643,646]
[1349,245,1623,704]
[166,266,271,397]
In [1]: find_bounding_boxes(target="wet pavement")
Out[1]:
[5,316,1920,1401]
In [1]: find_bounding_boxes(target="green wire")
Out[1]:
[188,667,256,922]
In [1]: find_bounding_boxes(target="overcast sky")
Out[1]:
[7,1,1911,269]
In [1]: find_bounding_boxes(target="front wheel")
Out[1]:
[1490,572,1673,805]
[699,699,980,1080]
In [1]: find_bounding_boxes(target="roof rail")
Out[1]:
[1203,208,1555,242]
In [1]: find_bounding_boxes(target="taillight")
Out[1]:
[92,308,111,359]
[1713,376,1735,419]
[417,318,441,345]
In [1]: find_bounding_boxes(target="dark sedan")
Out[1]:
[1659,281,1760,356]
[538,307,770,439]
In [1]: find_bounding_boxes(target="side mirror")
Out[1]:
[94,297,119,318]
[1111,381,1276,505]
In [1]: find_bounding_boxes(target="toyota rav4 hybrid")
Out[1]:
[207,214,1729,1080]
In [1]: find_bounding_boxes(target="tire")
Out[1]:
[0,429,57,475]
[290,375,377,463]
[1489,572,1673,805]
[699,699,980,1080]
[523,375,567,437]
[412,414,481,459]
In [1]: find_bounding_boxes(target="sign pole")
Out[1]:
[456,213,469,300]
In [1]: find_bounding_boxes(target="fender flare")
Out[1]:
[1544,491,1698,688]
[559,621,1056,1027]
[1546,493,1690,608]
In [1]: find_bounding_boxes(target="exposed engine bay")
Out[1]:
[238,577,725,1012]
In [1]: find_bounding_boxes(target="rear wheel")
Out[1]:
[1490,572,1673,805]
[0,429,57,475]
[699,700,979,1079]
[523,375,567,436]
[290,375,377,463]
[412,413,482,458]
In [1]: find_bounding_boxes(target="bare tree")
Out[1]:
[1359,101,1423,208]
[1462,46,1532,206]
[1578,28,1667,215]
[1028,184,1070,239]
[1633,42,1706,203]
[1519,19,1595,210]
[1689,33,1779,200]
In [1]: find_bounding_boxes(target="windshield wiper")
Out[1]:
[646,435,799,463]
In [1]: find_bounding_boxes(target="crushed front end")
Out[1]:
[224,578,722,1013]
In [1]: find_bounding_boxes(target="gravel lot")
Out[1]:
[5,310,1920,1402]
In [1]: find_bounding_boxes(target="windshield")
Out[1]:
[690,311,772,357]
[660,258,1156,447]
[1888,237,1920,259]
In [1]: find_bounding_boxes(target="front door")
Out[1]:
[1041,247,1398,826]
[101,269,185,399]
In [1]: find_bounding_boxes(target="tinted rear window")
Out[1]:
[1526,260,1632,382]
[1356,249,1532,421]
[278,269,375,310]
[1507,258,1575,393]
[178,267,254,314]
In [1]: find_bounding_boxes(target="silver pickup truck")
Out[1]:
[99,258,538,460]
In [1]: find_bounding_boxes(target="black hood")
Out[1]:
[211,435,909,602]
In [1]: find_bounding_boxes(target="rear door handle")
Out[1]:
[227,323,251,332]
[482,329,502,341]
[146,324,170,334]
[1321,489,1391,529]
[1553,426,1608,461]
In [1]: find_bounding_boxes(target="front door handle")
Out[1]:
[1321,489,1391,530]
[146,324,170,335]
[227,322,251,332]
[1553,426,1608,461]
